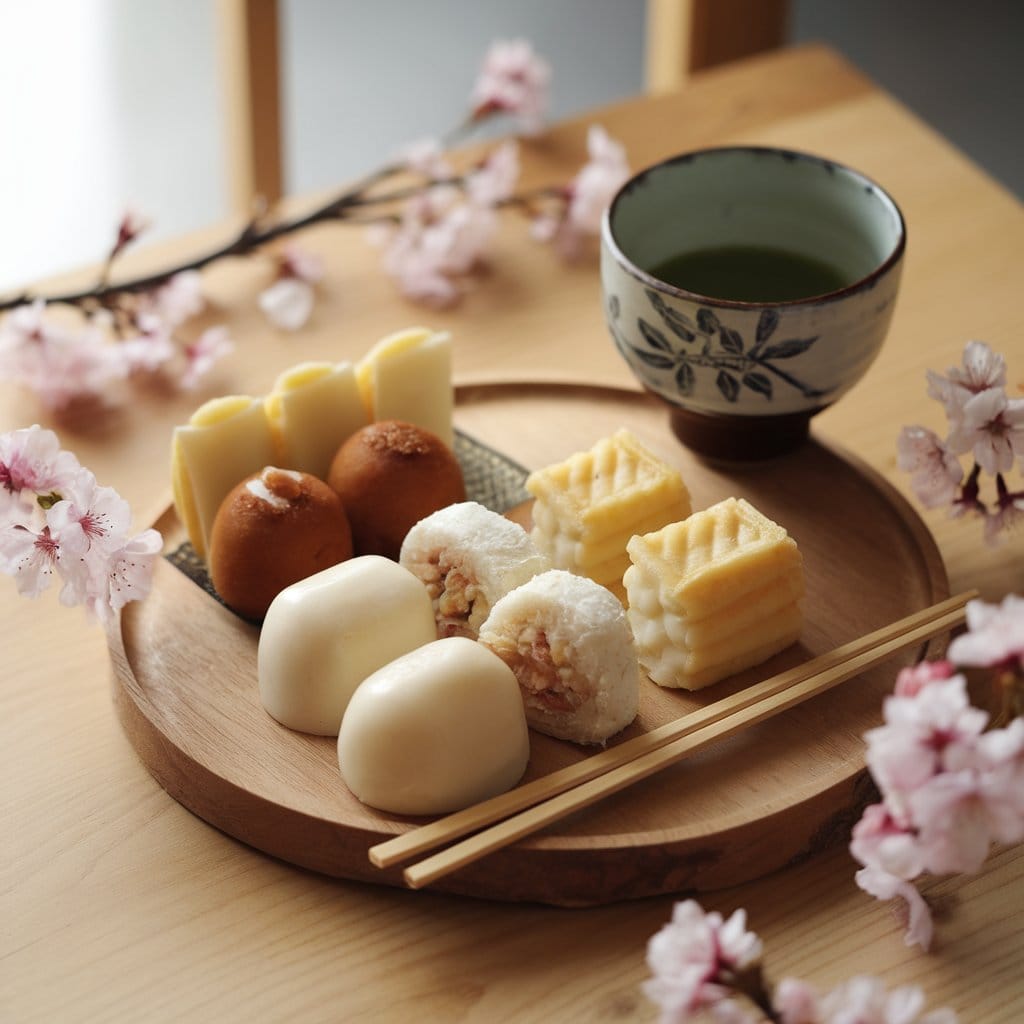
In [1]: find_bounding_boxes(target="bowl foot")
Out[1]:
[667,405,824,461]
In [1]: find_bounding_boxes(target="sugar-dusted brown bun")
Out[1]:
[209,466,352,620]
[327,420,465,560]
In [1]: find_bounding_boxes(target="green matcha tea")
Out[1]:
[647,245,849,303]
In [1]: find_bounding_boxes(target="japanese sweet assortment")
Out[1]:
[171,327,805,816]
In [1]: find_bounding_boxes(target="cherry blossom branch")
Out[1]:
[0,41,629,408]
[0,163,409,314]
[0,171,572,317]
[0,38,560,316]
[898,341,1024,544]
[1,425,162,622]
[850,594,1024,951]
[643,900,958,1022]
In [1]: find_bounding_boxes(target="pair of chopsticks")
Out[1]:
[369,590,975,889]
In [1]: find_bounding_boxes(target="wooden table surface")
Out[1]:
[2,44,1022,1022]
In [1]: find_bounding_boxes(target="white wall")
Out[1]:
[0,0,226,292]
[280,0,645,193]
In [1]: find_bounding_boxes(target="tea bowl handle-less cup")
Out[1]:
[601,147,906,460]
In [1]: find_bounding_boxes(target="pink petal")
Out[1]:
[948,594,1024,668]
[774,978,820,1024]
[854,867,935,951]
[258,278,315,331]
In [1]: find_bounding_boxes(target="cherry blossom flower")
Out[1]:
[180,326,233,390]
[945,386,1024,475]
[984,491,1024,544]
[258,244,324,331]
[373,240,460,307]
[906,767,1013,874]
[643,901,762,1020]
[900,341,1022,545]
[947,594,1024,670]
[896,426,963,508]
[568,125,630,234]
[83,526,163,621]
[0,424,82,518]
[118,312,177,374]
[773,978,821,1024]
[850,803,924,881]
[45,469,132,561]
[370,186,498,306]
[470,39,550,133]
[817,976,957,1024]
[112,207,151,256]
[279,242,325,285]
[0,427,163,620]
[893,659,955,697]
[642,901,956,1021]
[852,595,1024,949]
[0,300,126,410]
[976,716,1024,826]
[466,141,520,207]
[854,865,935,951]
[926,340,1006,422]
[533,125,630,259]
[0,522,64,598]
[711,1003,759,1024]
[44,468,144,616]
[399,138,453,179]
[865,674,987,799]
[258,278,315,332]
[149,270,205,326]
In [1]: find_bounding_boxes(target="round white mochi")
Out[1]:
[338,636,530,815]
[258,555,436,736]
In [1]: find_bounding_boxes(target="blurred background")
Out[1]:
[1,0,1020,293]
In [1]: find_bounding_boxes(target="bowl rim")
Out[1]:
[602,145,907,310]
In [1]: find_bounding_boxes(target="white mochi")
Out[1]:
[258,555,436,736]
[338,637,530,815]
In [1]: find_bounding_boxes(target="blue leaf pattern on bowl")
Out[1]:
[614,292,831,403]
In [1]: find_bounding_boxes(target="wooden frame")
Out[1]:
[217,0,283,213]
[216,1,787,209]
[646,0,789,92]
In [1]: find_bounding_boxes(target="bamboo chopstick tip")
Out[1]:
[403,869,427,890]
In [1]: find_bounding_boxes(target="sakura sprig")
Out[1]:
[851,594,1024,950]
[0,244,234,411]
[0,40,630,410]
[643,899,956,1023]
[0,425,162,623]
[897,341,1024,543]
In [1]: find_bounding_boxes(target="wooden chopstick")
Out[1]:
[368,591,975,886]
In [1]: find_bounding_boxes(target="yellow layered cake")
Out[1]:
[525,430,692,601]
[171,396,278,559]
[264,361,368,479]
[355,326,453,447]
[624,497,804,689]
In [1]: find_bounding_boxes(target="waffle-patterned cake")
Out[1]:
[624,497,805,689]
[525,430,692,601]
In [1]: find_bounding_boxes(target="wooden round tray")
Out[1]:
[108,383,948,906]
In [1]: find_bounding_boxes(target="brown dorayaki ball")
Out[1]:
[326,420,465,560]
[209,467,353,621]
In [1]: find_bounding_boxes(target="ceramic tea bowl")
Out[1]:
[601,146,906,459]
